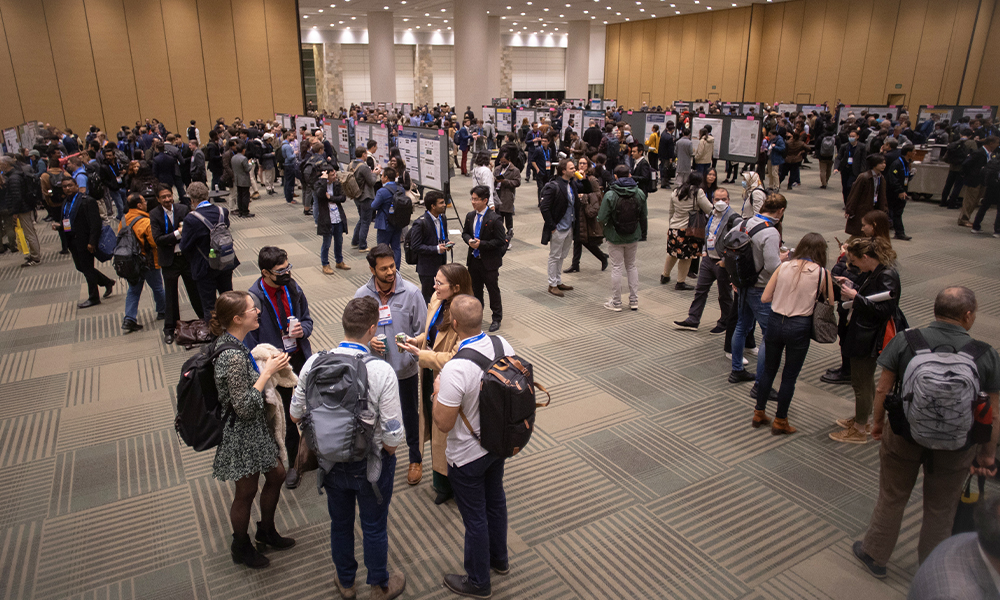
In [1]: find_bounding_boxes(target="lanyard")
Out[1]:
[164,209,173,232]
[338,342,369,353]
[706,208,729,248]
[108,163,117,177]
[249,353,260,373]
[63,193,80,219]
[457,332,487,351]
[430,303,443,329]
[543,149,550,162]
[197,201,212,208]
[898,157,909,179]
[756,214,777,225]
[261,282,294,329]
[437,215,445,240]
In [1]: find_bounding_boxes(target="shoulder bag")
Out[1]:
[685,190,708,239]
[811,268,838,343]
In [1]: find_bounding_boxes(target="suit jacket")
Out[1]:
[149,203,190,269]
[582,126,603,150]
[462,208,506,271]
[190,149,207,183]
[539,177,578,245]
[836,141,868,177]
[845,170,887,236]
[411,210,449,277]
[179,203,239,279]
[630,156,653,193]
[962,146,993,188]
[231,153,251,187]
[313,178,348,236]
[64,193,102,251]
[908,533,1000,600]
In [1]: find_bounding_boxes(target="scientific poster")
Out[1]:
[691,117,724,159]
[372,125,389,166]
[692,102,710,114]
[354,122,370,153]
[644,113,667,142]
[603,100,617,110]
[2,128,19,154]
[419,136,442,190]
[589,98,602,110]
[964,107,993,120]
[800,105,825,116]
[777,103,797,115]
[564,109,584,132]
[322,124,334,145]
[741,103,760,115]
[583,110,605,130]
[338,121,350,158]
[917,107,954,124]
[495,108,512,132]
[482,106,496,127]
[397,129,421,184]
[515,109,536,128]
[728,119,760,159]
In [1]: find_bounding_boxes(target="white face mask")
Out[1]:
[741,180,748,189]
[714,200,729,212]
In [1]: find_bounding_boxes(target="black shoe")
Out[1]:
[254,521,296,550]
[488,320,501,333]
[601,254,609,271]
[709,324,726,334]
[77,299,100,309]
[434,490,453,505]
[303,210,312,216]
[490,560,510,575]
[673,319,699,331]
[821,370,853,385]
[156,312,165,321]
[675,282,694,291]
[749,384,777,401]
[122,320,144,333]
[231,534,270,569]
[241,212,256,218]
[20,259,40,268]
[443,574,491,599]
[894,234,912,241]
[660,275,671,285]
[59,249,70,255]
[852,541,886,579]
[103,282,114,298]
[563,266,580,273]
[728,369,756,383]
[285,467,300,489]
[639,237,647,241]
[163,331,175,345]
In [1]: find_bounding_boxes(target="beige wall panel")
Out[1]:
[84,0,140,134]
[161,0,210,135]
[835,0,874,104]
[123,0,178,133]
[233,0,274,121]
[721,10,743,99]
[0,0,63,128]
[638,20,656,107]
[691,13,713,100]
[663,17,684,104]
[604,24,620,100]
[755,3,784,104]
[774,0,804,103]
[707,11,728,99]
[909,0,958,109]
[743,4,766,102]
[0,7,22,129]
[677,16,697,100]
[967,0,996,104]
[734,7,752,100]
[627,22,644,108]
[858,0,898,104]
[198,0,242,120]
[43,0,103,133]
[651,18,670,107]
[794,0,826,103]
[882,0,928,106]
[264,0,303,115]
[940,0,979,105]
[616,23,632,106]
[814,0,845,105]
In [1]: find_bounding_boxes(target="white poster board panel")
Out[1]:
[515,109,536,128]
[372,125,390,167]
[337,121,350,162]
[692,102,711,114]
[728,119,760,159]
[777,103,798,115]
[397,128,421,185]
[419,136,442,190]
[322,124,334,144]
[691,117,724,159]
[602,100,616,110]
[644,113,667,143]
[964,107,993,120]
[3,128,19,154]
[354,122,370,155]
[482,106,496,126]
[565,109,584,132]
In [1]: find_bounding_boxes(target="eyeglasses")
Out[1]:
[271,264,293,276]
[432,279,447,287]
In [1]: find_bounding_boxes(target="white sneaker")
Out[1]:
[994,233,1000,239]
[629,301,638,311]
[972,228,984,234]
[725,352,750,366]
[603,300,622,312]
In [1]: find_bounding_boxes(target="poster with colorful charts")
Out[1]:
[337,121,350,163]
[396,128,421,185]
[372,125,389,167]
[2,128,19,154]
[495,108,512,133]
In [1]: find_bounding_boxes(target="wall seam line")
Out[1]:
[158,0,180,134]
[262,0,276,115]
[0,4,25,125]
[38,0,68,130]
[79,0,107,134]
[958,0,984,103]
[193,0,212,124]
[228,0,244,119]
[120,0,144,121]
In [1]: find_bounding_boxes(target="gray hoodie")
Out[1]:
[744,214,783,288]
[354,276,428,380]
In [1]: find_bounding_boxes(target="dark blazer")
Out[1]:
[411,210,449,277]
[843,264,901,358]
[836,141,867,177]
[658,133,676,161]
[844,170,887,236]
[313,178,348,235]
[245,278,314,359]
[462,208,506,271]
[179,203,239,279]
[582,126,603,150]
[64,193,102,251]
[152,152,176,185]
[630,156,653,193]
[539,177,578,245]
[149,203,190,269]
[962,146,993,188]
[190,149,207,183]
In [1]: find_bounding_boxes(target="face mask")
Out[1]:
[741,180,747,189]
[714,200,728,212]
[273,272,292,286]
[850,137,857,144]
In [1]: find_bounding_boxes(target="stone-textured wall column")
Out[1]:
[308,44,327,111]
[324,43,345,111]
[367,11,397,102]
[565,21,590,100]
[486,16,502,101]
[454,0,489,114]
[414,44,434,107]
[500,46,513,100]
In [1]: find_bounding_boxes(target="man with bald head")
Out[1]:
[852,286,1000,579]
[434,294,515,598]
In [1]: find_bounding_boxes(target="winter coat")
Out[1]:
[493,163,520,214]
[576,175,604,242]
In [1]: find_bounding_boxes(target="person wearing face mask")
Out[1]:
[845,154,888,237]
[835,128,868,202]
[244,246,314,489]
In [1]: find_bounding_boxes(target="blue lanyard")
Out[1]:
[164,210,172,231]
[197,201,211,208]
[706,208,729,249]
[63,193,80,219]
[437,215,445,240]
[543,149,550,162]
[430,303,443,329]
[898,157,909,179]
[249,353,260,373]
[756,214,777,225]
[261,282,294,329]
[108,163,117,177]
[338,342,369,353]
[458,332,487,351]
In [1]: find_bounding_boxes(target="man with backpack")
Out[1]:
[539,159,579,298]
[851,287,1000,579]
[0,156,42,266]
[351,147,380,253]
[958,136,999,228]
[433,294,517,599]
[817,132,837,189]
[289,296,407,600]
[117,192,165,333]
[371,166,410,269]
[180,182,239,322]
[40,149,70,255]
[940,128,978,209]
[598,164,647,312]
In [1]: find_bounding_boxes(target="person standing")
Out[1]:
[492,153,520,242]
[231,143,254,218]
[645,124,660,185]
[179,183,239,320]
[658,121,677,189]
[598,165,647,312]
[764,130,786,189]
[941,128,979,209]
[845,154,888,237]
[565,157,608,273]
[118,193,166,333]
[463,186,505,332]
[259,133,277,195]
[410,190,450,302]
[40,149,70,255]
[539,159,578,298]
[674,129,693,189]
[57,177,114,308]
[661,172,712,290]
[150,184,203,345]
[206,130,224,191]
[959,136,999,227]
[0,157,42,266]
[99,146,126,218]
[885,144,914,241]
[351,148,379,253]
[314,170,351,275]
[456,120,471,176]
[836,129,868,202]
[530,136,554,201]
[371,167,404,269]
[693,127,715,177]
[280,132,298,204]
[188,140,207,185]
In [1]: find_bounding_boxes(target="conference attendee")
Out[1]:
[99,146,126,218]
[398,264,473,505]
[0,157,42,266]
[941,128,979,209]
[289,297,406,599]
[851,287,998,578]
[244,247,313,490]
[221,140,236,208]
[959,135,999,227]
[530,136,554,200]
[280,132,297,204]
[845,154,888,237]
[149,184,203,344]
[188,140,207,185]
[40,149,70,254]
[764,130,786,189]
[693,127,714,177]
[410,190,450,302]
[230,142,254,218]
[539,159,578,297]
[661,172,712,290]
[314,170,351,275]
[371,166,404,269]
[259,133,276,195]
[830,236,900,444]
[885,144,914,241]
[565,156,608,273]
[354,245,428,487]
[675,129,693,188]
[470,152,495,208]
[179,182,239,321]
[209,291,294,570]
[598,164,647,311]
[492,153,520,242]
[836,128,868,202]
[118,193,166,333]
[463,186,505,332]
[58,177,114,308]
[433,295,514,599]
[658,121,677,189]
[582,119,603,151]
[351,147,379,253]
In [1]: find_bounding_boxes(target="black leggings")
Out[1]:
[231,464,285,536]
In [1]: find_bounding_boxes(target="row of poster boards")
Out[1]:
[837,105,901,123]
[674,102,763,116]
[352,122,450,192]
[916,105,998,125]
[2,121,41,155]
[618,111,762,163]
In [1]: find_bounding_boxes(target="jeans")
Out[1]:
[375,226,402,269]
[972,188,1000,233]
[111,189,125,219]
[724,287,756,353]
[694,163,710,177]
[320,222,346,265]
[322,453,396,588]
[283,164,297,203]
[754,313,812,419]
[397,374,421,464]
[449,454,508,589]
[731,286,771,377]
[607,242,638,306]
[686,257,732,327]
[124,269,166,323]
[352,199,373,250]
[546,227,573,287]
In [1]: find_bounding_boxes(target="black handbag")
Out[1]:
[812,269,838,343]
[953,474,986,535]
[175,319,212,346]
[684,193,707,239]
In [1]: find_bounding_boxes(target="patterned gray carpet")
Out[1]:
[1,164,998,600]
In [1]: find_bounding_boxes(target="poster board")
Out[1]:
[481,106,496,127]
[515,108,536,128]
[336,120,351,164]
[691,116,725,159]
[838,105,900,123]
[568,98,586,108]
[322,123,334,147]
[564,109,584,132]
[602,99,617,110]
[725,116,762,163]
[589,98,602,110]
[643,113,669,142]
[371,124,389,167]
[2,128,19,154]
[799,104,826,115]
[691,101,711,114]
[776,103,798,115]
[403,126,449,191]
[582,110,606,130]
[495,108,513,133]
[354,121,371,157]
[396,127,421,185]
[916,105,998,125]
[741,103,761,115]
[295,116,317,142]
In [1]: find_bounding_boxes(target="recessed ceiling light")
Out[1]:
[544,7,549,10]
[538,17,543,20]
[329,23,334,26]
[441,7,446,11]
[670,2,675,5]
[383,5,388,9]
[339,20,343,23]
[317,8,323,11]
[302,15,307,18]
[403,17,408,21]
[639,8,644,11]
[416,25,420,28]
[447,26,451,29]
[510,28,514,31]
[603,20,607,23]
[424,12,429,16]
[506,5,511,8]
[606,6,611,8]
[590,15,595,18]
[583,10,588,13]
[615,11,620,14]
[732,2,737,4]
[707,5,712,8]
[407,27,412,31]
[330,3,334,6]
[311,25,316,28]
[444,19,448,22]
[559,13,564,16]
[625,17,629,20]
[351,16,355,19]
[513,21,517,25]
[651,13,656,16]
[345,26,350,29]
[675,10,680,13]
[554,27,559,30]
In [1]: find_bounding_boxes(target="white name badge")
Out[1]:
[116,177,122,184]
[378,304,393,326]
[847,157,853,165]
[545,161,551,170]
[62,218,71,231]
[282,335,298,352]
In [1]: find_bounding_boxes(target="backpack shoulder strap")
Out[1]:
[211,340,245,361]
[959,339,991,362]
[216,204,227,222]
[488,335,504,360]
[454,347,493,371]
[747,221,771,237]
[903,328,932,354]
[190,209,211,227]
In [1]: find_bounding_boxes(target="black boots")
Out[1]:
[231,533,269,569]
[254,521,296,550]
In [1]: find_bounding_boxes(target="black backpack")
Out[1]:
[611,190,641,237]
[112,217,153,284]
[385,184,413,230]
[47,171,66,206]
[453,336,550,458]
[402,224,419,265]
[510,149,526,172]
[83,162,105,199]
[945,140,971,166]
[174,341,243,451]
[721,220,772,289]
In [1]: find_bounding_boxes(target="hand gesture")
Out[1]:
[263,352,291,377]
[370,336,386,354]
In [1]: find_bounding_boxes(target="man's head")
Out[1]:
[258,246,291,287]
[450,294,484,338]
[558,158,575,180]
[342,296,379,342]
[425,190,447,216]
[986,136,1000,152]
[470,186,490,212]
[899,144,914,160]
[61,175,79,196]
[366,244,396,290]
[933,286,977,330]
[126,192,146,212]
[187,182,209,205]
[849,130,859,145]
[868,153,886,173]
[381,166,397,184]
[613,164,630,180]
[631,145,643,159]
[760,193,787,219]
[714,187,730,205]
[541,136,549,148]
[103,147,115,162]
[366,140,377,152]
[156,185,173,210]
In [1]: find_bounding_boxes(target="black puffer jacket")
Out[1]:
[843,264,902,358]
[0,167,30,215]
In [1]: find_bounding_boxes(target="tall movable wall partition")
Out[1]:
[690,115,762,164]
[916,105,999,125]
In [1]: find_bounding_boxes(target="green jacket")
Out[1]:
[597,178,648,244]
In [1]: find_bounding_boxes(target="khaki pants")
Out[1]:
[261,167,276,191]
[958,184,984,225]
[861,427,975,566]
[850,356,878,425]
[767,164,780,189]
[15,212,41,261]
[819,159,833,187]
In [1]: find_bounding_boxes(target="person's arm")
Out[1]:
[433,369,462,433]
[371,187,386,212]
[477,215,507,252]
[761,233,783,275]
[974,392,1000,476]
[597,193,612,226]
[761,262,783,303]
[294,286,313,340]
[462,214,474,244]
[289,354,317,423]
[372,363,404,453]
[696,189,713,214]
[538,184,555,229]
[870,368,897,441]
[85,199,102,250]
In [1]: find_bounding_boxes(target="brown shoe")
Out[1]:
[548,286,564,297]
[336,262,351,270]
[334,578,357,599]
[407,463,422,485]
[829,426,867,444]
[771,418,797,435]
[322,265,335,275]
[751,410,771,428]
[556,283,574,291]
[836,416,871,433]
[370,573,406,600]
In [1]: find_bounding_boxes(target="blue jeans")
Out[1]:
[352,199,373,250]
[322,453,396,588]
[283,164,297,203]
[731,286,771,379]
[755,313,812,418]
[449,454,508,589]
[125,269,166,323]
[112,190,125,219]
[376,226,401,269]
[320,222,346,265]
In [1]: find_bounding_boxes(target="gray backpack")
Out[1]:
[900,329,990,451]
[190,206,236,271]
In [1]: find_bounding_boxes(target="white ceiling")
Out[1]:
[298,0,794,36]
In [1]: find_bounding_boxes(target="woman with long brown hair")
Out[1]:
[564,156,608,273]
[398,263,473,504]
[209,290,295,568]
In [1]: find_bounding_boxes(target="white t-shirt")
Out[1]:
[437,333,515,467]
[327,183,341,224]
